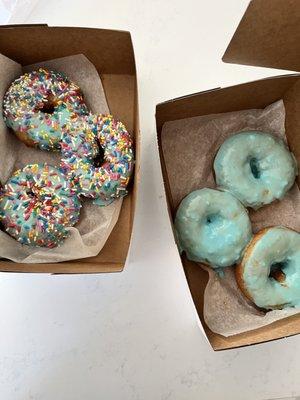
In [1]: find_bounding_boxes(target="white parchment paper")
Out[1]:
[0,53,124,263]
[161,100,300,336]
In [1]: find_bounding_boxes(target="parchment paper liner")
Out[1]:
[161,100,300,336]
[0,53,124,263]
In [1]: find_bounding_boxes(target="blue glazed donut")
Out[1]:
[174,188,252,268]
[0,164,81,248]
[214,131,298,209]
[3,68,88,151]
[236,227,300,310]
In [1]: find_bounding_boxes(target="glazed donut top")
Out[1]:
[3,68,88,151]
[0,164,81,247]
[214,131,298,209]
[175,188,252,268]
[236,227,300,309]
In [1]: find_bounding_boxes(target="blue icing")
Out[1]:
[240,227,300,309]
[93,197,116,207]
[26,104,82,151]
[175,188,252,268]
[214,131,298,209]
[214,267,225,278]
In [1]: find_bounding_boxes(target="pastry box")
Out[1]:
[156,0,300,350]
[0,24,139,273]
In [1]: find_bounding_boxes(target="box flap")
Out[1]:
[223,0,300,72]
[0,25,135,75]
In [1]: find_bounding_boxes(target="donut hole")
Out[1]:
[93,138,105,167]
[249,157,261,179]
[269,260,287,283]
[37,95,57,115]
[0,220,6,233]
[205,213,221,225]
[40,101,55,114]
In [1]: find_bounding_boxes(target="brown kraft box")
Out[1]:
[0,24,140,274]
[156,0,300,350]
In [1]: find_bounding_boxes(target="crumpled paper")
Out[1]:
[0,53,123,263]
[161,100,300,336]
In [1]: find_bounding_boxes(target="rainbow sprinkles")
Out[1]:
[60,114,134,206]
[0,164,81,248]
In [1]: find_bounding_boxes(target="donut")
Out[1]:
[235,226,300,310]
[0,164,81,247]
[60,114,134,206]
[3,68,88,151]
[174,188,252,268]
[213,131,298,209]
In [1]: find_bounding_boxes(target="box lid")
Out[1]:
[223,0,300,72]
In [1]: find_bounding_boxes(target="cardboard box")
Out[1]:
[0,25,140,273]
[156,0,300,350]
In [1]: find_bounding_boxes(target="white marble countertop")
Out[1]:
[1,1,300,399]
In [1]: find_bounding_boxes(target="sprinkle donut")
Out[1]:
[60,114,134,206]
[175,188,252,268]
[236,226,300,310]
[3,68,88,151]
[214,131,298,209]
[0,164,81,247]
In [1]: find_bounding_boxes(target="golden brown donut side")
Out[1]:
[15,130,36,147]
[235,227,273,302]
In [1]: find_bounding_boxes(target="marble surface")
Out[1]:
[1,0,300,399]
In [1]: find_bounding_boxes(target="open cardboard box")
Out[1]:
[156,0,300,350]
[0,24,140,273]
